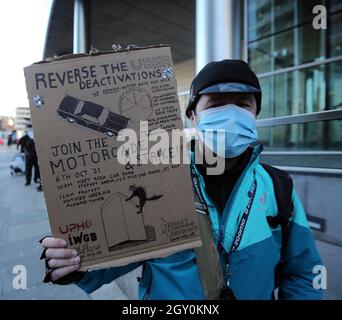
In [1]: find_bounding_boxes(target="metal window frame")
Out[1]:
[257,55,342,78]
[262,151,342,156]
[246,4,342,45]
[256,109,342,170]
[256,109,342,127]
[273,165,342,176]
[244,0,342,78]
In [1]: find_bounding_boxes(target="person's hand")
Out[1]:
[41,237,81,281]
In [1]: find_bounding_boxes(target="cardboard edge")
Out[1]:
[79,239,203,271]
[26,44,171,68]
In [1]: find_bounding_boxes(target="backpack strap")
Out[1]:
[261,163,294,292]
[261,163,294,225]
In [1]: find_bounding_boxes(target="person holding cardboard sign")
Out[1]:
[40,60,323,300]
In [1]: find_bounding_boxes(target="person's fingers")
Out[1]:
[41,237,67,249]
[50,265,80,281]
[48,256,81,269]
[46,248,78,259]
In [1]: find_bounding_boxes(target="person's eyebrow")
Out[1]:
[205,96,227,105]
[204,94,254,107]
[236,94,254,104]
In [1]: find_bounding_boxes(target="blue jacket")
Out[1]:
[77,145,323,300]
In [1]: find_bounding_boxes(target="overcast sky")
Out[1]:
[0,0,53,117]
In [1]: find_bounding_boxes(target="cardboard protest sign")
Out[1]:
[24,45,201,270]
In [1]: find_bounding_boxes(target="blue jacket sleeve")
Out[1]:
[76,261,142,294]
[278,190,324,300]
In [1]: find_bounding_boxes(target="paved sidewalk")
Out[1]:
[0,145,127,299]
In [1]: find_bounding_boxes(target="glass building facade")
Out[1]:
[245,0,342,167]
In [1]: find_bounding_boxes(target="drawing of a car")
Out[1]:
[57,95,130,137]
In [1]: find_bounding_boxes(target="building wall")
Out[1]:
[245,0,342,169]
[15,107,32,132]
[0,116,15,131]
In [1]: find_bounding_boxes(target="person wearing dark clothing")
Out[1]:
[7,133,12,146]
[17,133,31,153]
[196,146,253,213]
[24,138,40,186]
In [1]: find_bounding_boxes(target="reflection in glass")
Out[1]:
[298,0,321,24]
[298,24,325,64]
[328,62,342,110]
[247,0,342,74]
[258,120,342,151]
[330,13,342,58]
[259,64,328,119]
[330,0,342,13]
[248,0,294,41]
[248,0,272,42]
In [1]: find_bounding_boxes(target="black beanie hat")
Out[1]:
[186,59,262,118]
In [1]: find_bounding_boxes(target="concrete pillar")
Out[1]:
[196,0,241,73]
[73,0,90,54]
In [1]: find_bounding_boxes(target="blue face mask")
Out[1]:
[195,104,258,158]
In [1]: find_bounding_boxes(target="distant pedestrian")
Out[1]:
[23,137,40,186]
[7,133,12,146]
[17,131,31,153]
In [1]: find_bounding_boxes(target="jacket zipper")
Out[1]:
[219,147,262,251]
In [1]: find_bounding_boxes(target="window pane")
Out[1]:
[273,29,294,69]
[257,120,342,152]
[259,77,274,118]
[248,29,294,73]
[259,64,327,118]
[260,152,342,169]
[329,12,342,57]
[248,0,295,42]
[248,0,272,42]
[248,38,272,74]
[298,0,321,24]
[247,1,341,73]
[249,23,327,73]
[328,62,342,110]
[273,0,295,32]
[330,0,342,13]
[298,24,326,63]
